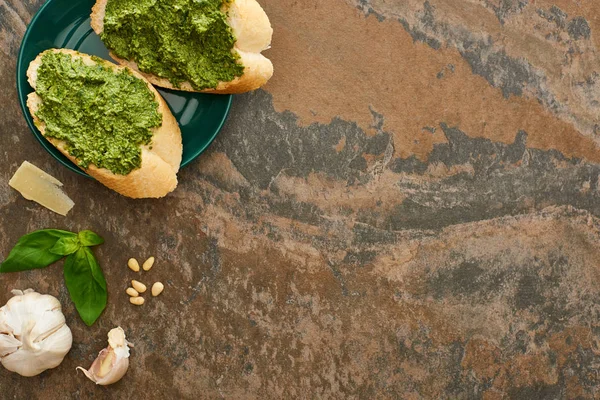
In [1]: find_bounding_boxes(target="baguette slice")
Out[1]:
[27,49,183,199]
[91,0,274,94]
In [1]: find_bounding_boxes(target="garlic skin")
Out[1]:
[77,327,132,385]
[0,289,73,377]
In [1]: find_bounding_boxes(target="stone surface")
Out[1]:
[1,0,600,398]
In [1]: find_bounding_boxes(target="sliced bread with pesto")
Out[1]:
[26,49,182,199]
[90,0,273,94]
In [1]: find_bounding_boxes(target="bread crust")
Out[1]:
[27,49,182,199]
[91,0,273,94]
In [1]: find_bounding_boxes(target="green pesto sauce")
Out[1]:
[101,0,245,90]
[35,52,162,175]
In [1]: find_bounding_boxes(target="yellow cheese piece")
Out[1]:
[9,161,74,216]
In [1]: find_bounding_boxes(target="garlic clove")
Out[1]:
[77,327,131,385]
[107,327,132,358]
[37,324,73,357]
[30,307,66,341]
[2,346,42,377]
[0,334,21,357]
[76,348,130,385]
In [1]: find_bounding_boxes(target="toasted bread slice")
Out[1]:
[91,0,273,94]
[27,49,183,199]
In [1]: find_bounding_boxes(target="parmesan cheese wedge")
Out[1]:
[9,161,74,216]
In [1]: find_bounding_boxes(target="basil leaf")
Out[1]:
[63,247,107,326]
[50,237,81,256]
[78,230,104,247]
[0,229,77,273]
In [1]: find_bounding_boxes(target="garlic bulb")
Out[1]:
[77,327,132,385]
[0,289,73,377]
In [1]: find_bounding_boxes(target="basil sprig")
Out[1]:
[0,229,107,326]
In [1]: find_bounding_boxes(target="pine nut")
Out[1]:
[126,287,139,297]
[142,256,155,271]
[127,258,140,272]
[129,296,144,306]
[131,280,147,293]
[151,282,164,297]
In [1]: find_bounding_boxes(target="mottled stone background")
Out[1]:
[2,0,600,398]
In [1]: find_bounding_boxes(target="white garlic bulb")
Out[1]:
[77,327,132,385]
[0,289,73,377]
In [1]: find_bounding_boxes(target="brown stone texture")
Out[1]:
[2,0,600,398]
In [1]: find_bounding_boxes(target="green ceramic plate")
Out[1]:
[16,0,232,177]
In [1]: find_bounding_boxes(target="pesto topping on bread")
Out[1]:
[35,51,162,175]
[101,0,245,90]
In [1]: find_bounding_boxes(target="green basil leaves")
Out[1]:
[50,236,81,256]
[64,247,107,326]
[0,229,107,326]
[0,230,75,272]
[78,230,104,247]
